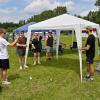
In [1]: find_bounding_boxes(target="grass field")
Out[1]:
[0,34,100,100]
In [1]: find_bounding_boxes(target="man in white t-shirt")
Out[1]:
[0,28,18,85]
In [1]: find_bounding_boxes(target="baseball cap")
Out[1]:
[86,26,93,31]
[48,30,52,33]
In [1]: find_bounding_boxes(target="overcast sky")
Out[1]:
[0,0,98,23]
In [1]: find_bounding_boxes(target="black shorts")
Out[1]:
[86,58,94,64]
[17,49,26,56]
[0,59,9,69]
[33,47,41,53]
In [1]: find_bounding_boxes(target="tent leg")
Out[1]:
[75,25,83,81]
[56,30,60,59]
[25,29,31,65]
[79,50,82,81]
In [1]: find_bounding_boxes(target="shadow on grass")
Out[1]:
[28,49,78,57]
[28,51,47,58]
[8,73,20,81]
[42,57,85,75]
[0,86,2,93]
[27,48,86,74]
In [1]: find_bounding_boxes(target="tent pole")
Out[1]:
[56,30,60,59]
[79,50,82,81]
[75,25,83,81]
[25,28,31,65]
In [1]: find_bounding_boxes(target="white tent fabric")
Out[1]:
[26,14,100,81]
[28,14,99,30]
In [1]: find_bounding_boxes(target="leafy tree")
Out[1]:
[0,22,21,32]
[82,0,100,24]
[95,0,100,10]
[27,6,67,23]
[53,6,67,16]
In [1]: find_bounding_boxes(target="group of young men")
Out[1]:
[0,28,55,85]
[0,26,96,85]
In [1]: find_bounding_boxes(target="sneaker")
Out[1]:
[86,74,90,78]
[20,66,23,70]
[33,62,36,65]
[86,77,94,81]
[38,62,41,65]
[86,75,90,81]
[24,65,28,69]
[2,80,11,85]
[90,77,94,81]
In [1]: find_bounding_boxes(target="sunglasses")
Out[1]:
[20,32,24,34]
[34,34,38,36]
[4,33,6,34]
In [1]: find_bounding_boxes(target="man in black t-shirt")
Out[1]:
[81,26,95,81]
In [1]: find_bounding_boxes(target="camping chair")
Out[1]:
[59,44,63,55]
[70,41,77,50]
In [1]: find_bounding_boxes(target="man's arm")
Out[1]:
[45,35,48,46]
[16,43,26,47]
[9,37,26,47]
[32,44,35,49]
[31,40,35,49]
[81,45,91,51]
[2,37,18,47]
[8,38,19,47]
[16,37,27,47]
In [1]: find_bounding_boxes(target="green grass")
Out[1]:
[0,35,100,100]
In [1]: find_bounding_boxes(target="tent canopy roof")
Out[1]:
[29,14,99,30]
[14,22,36,34]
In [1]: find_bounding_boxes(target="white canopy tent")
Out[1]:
[26,14,100,81]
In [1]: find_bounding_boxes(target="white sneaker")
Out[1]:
[86,77,94,81]
[38,62,41,65]
[20,66,23,70]
[24,65,28,69]
[2,80,11,85]
[33,62,36,65]
[90,77,94,81]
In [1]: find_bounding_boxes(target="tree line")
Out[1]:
[83,0,100,24]
[26,6,67,23]
[0,6,67,32]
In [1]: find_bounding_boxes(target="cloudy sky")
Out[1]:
[0,0,98,23]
